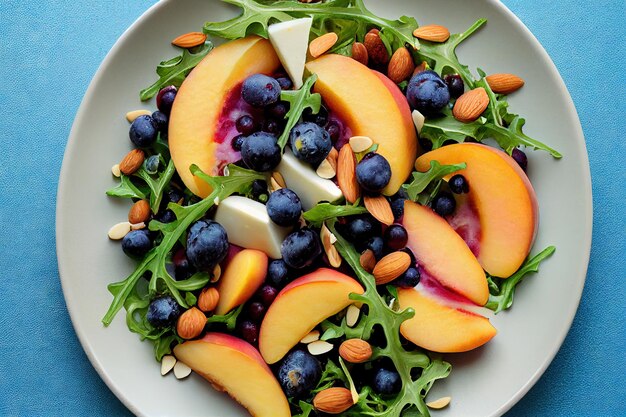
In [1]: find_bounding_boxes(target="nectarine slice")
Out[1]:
[415,143,538,277]
[216,249,268,315]
[259,268,364,364]
[174,333,290,417]
[398,288,496,353]
[169,36,281,197]
[305,55,417,195]
[402,200,488,305]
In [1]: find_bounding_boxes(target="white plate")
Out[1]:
[56,0,592,416]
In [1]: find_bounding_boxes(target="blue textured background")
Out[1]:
[0,0,624,416]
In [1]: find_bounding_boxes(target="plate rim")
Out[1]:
[56,1,593,416]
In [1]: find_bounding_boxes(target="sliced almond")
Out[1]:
[213,196,220,206]
[107,221,132,240]
[372,251,411,285]
[364,29,389,65]
[307,340,334,356]
[313,387,354,414]
[351,41,368,65]
[339,339,372,363]
[453,87,489,123]
[176,307,206,340]
[130,222,146,230]
[363,195,394,225]
[210,264,221,283]
[485,73,525,94]
[172,31,207,48]
[160,355,177,376]
[111,164,121,177]
[197,287,220,313]
[345,304,361,327]
[173,361,192,379]
[412,60,428,76]
[336,145,360,204]
[125,109,151,123]
[321,223,342,268]
[413,24,450,42]
[412,109,426,135]
[128,199,151,224]
[427,396,452,409]
[309,32,338,58]
[300,330,321,344]
[388,47,415,83]
[349,136,374,153]
[316,158,336,179]
[359,249,377,273]
[271,171,286,190]
[119,149,145,176]
[327,147,339,172]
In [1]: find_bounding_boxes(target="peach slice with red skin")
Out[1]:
[215,249,268,315]
[173,332,290,417]
[169,36,281,197]
[415,143,538,278]
[259,268,364,364]
[305,54,418,195]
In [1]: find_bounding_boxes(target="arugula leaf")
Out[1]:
[485,246,556,313]
[292,401,315,417]
[420,108,486,149]
[106,174,148,200]
[204,0,419,50]
[206,304,244,330]
[302,202,368,228]
[418,19,487,88]
[134,159,177,213]
[139,43,214,101]
[312,359,348,393]
[278,75,321,149]
[403,160,466,201]
[102,165,265,326]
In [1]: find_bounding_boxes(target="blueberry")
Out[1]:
[390,194,407,221]
[278,350,322,397]
[384,224,408,251]
[418,136,433,152]
[325,120,341,141]
[147,295,182,328]
[345,215,382,243]
[239,320,259,345]
[512,148,528,171]
[262,119,281,135]
[267,259,290,288]
[172,247,194,280]
[240,132,282,172]
[276,77,293,90]
[356,153,392,193]
[432,192,456,217]
[281,228,322,269]
[289,122,332,165]
[121,229,152,258]
[373,368,401,395]
[129,115,158,147]
[231,134,245,151]
[303,106,329,127]
[394,267,421,288]
[242,74,281,107]
[444,74,464,99]
[155,208,176,224]
[266,188,302,227]
[248,302,266,322]
[406,70,450,117]
[156,86,177,115]
[266,102,289,119]
[258,284,278,306]
[236,115,258,136]
[166,188,184,204]
[151,111,168,134]
[449,174,469,194]
[402,247,417,264]
[250,179,268,201]
[144,155,160,174]
[366,236,385,260]
[186,220,229,272]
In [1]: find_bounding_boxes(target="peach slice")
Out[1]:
[402,200,488,305]
[398,288,496,353]
[415,143,538,277]
[174,333,290,417]
[305,54,418,195]
[215,249,268,315]
[169,36,281,197]
[259,268,364,364]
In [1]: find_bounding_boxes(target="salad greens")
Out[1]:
[277,75,322,149]
[403,160,466,201]
[302,202,368,228]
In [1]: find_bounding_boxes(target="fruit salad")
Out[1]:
[103,1,559,416]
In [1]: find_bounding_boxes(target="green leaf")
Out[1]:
[277,75,321,150]
[420,108,486,149]
[292,401,315,417]
[206,304,244,330]
[485,246,556,313]
[313,359,347,394]
[302,202,368,228]
[134,159,177,213]
[403,160,466,201]
[140,43,214,101]
[106,175,148,200]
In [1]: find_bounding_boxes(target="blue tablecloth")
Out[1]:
[1,1,624,416]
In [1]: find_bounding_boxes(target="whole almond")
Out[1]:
[313,387,354,414]
[388,47,415,83]
[364,30,389,65]
[373,251,412,285]
[413,24,450,42]
[197,287,220,313]
[176,307,206,340]
[351,42,368,65]
[412,60,428,76]
[337,145,360,204]
[453,87,489,123]
[119,149,145,175]
[363,195,394,225]
[339,339,372,363]
[128,199,150,224]
[172,32,207,48]
[360,249,377,273]
[327,147,339,172]
[309,32,339,58]
[485,73,525,94]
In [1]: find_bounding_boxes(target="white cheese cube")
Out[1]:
[214,196,291,259]
[268,18,313,89]
[277,151,343,210]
